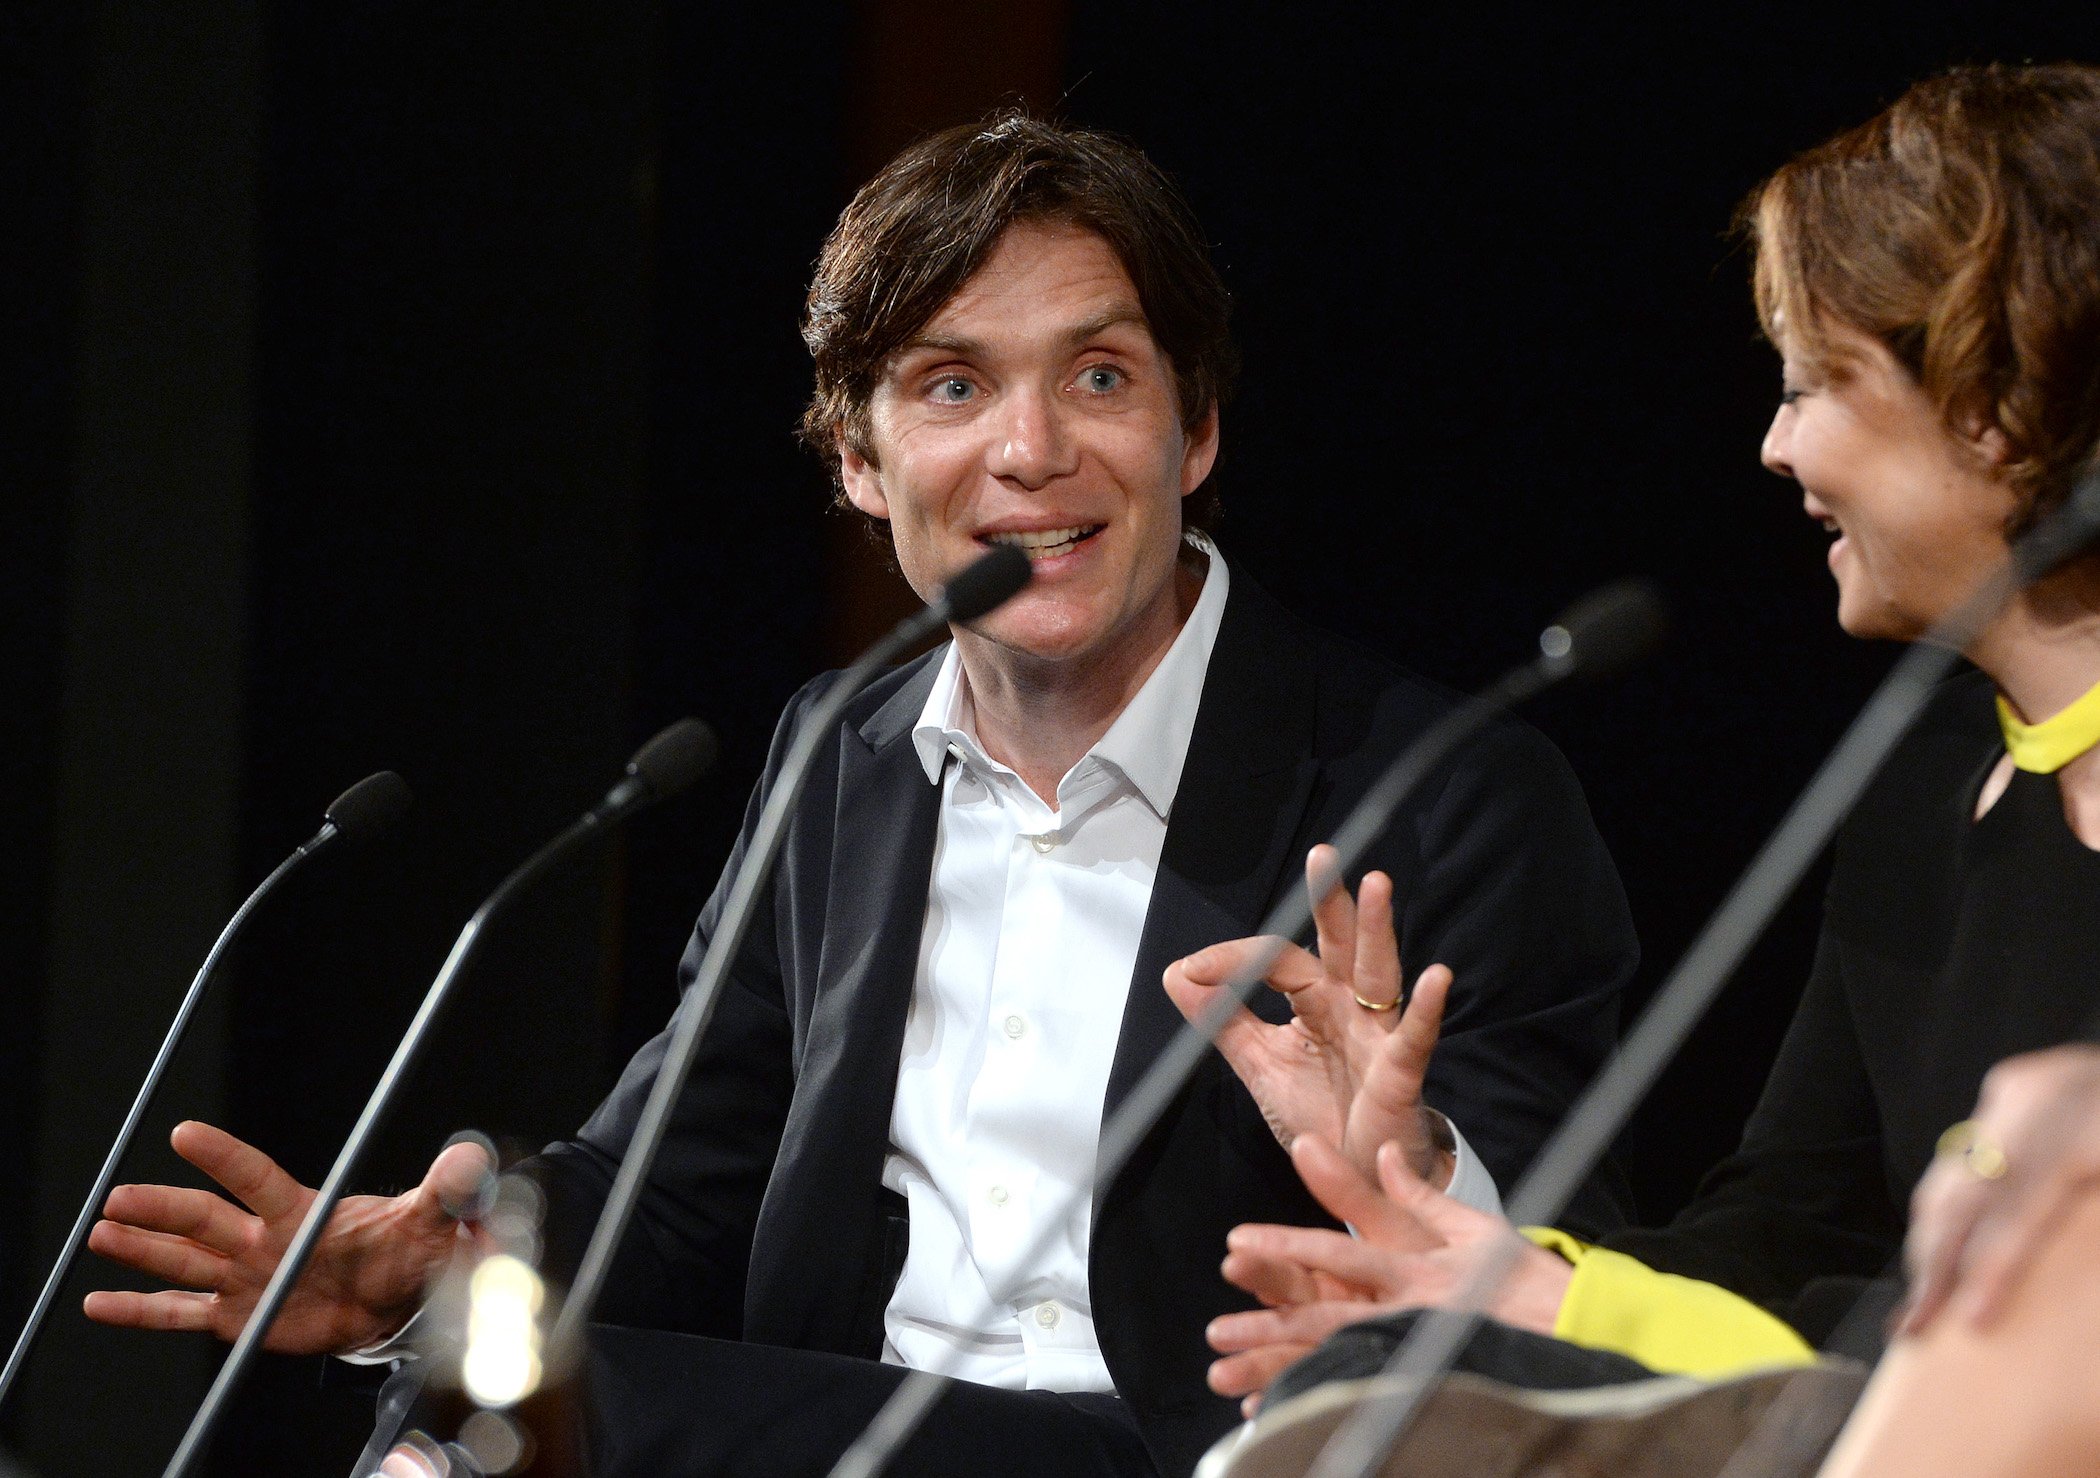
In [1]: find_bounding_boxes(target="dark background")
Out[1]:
[4,2,2093,1472]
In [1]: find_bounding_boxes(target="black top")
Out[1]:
[1606,671,2100,1344]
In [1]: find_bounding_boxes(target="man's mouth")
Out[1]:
[982,524,1104,561]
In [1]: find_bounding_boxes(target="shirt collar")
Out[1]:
[910,533,1231,820]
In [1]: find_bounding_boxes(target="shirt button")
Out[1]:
[1027,831,1059,853]
[987,1185,1009,1207]
[1003,1014,1026,1039]
[1035,1302,1061,1330]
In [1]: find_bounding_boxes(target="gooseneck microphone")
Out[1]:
[161,722,716,1478]
[0,771,412,1413]
[548,543,1033,1357]
[825,580,1671,1478]
[1304,466,2100,1478]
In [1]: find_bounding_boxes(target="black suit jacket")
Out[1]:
[533,568,1637,1476]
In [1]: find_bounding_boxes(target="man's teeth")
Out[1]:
[985,525,1100,558]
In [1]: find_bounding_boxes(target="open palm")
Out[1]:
[1164,844,1454,1184]
[83,1120,492,1354]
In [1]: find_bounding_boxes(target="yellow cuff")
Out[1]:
[1520,1226,1818,1378]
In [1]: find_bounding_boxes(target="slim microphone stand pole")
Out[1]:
[163,811,621,1478]
[0,825,344,1411]
[826,660,1565,1478]
[550,605,953,1355]
[1307,472,2100,1478]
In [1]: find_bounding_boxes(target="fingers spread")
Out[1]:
[1208,1344,1313,1401]
[1209,1300,1374,1352]
[172,1121,308,1224]
[1226,1221,1405,1296]
[81,1288,221,1335]
[1290,1136,1389,1238]
[1353,970,1451,1144]
[1222,1245,1323,1308]
[100,1182,252,1255]
[1307,845,1360,988]
[1375,1140,1492,1241]
[1293,1136,1441,1253]
[1392,966,1450,1077]
[1352,870,1400,1009]
[86,1221,227,1291]
[1171,936,1307,991]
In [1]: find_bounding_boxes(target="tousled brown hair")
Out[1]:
[799,110,1238,535]
[1745,62,2100,535]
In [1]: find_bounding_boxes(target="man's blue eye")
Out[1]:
[1080,366,1123,393]
[932,377,974,404]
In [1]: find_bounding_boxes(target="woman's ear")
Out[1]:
[1956,399,2014,469]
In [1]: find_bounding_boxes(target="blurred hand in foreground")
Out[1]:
[84,1119,493,1355]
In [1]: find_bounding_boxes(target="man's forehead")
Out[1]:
[877,237,1159,375]
[900,224,1152,348]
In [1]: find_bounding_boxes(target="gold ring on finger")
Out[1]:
[1353,991,1399,1012]
[1935,1119,2009,1181]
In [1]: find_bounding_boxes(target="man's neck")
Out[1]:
[956,557,1205,804]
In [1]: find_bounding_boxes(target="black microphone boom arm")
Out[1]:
[159,728,711,1478]
[0,771,411,1414]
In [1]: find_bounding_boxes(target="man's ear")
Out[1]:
[1179,403,1221,497]
[838,436,889,519]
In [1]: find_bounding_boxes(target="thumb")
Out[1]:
[420,1132,499,1225]
[1375,1139,1491,1242]
[1289,1134,1385,1229]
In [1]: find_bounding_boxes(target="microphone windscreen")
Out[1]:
[324,770,413,842]
[625,718,719,801]
[938,544,1032,624]
[1541,579,1670,681]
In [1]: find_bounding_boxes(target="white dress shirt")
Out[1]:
[882,538,1498,1393]
[348,542,1498,1376]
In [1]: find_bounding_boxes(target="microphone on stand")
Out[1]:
[546,543,1033,1359]
[825,579,1671,1478]
[0,770,413,1413]
[1302,466,2100,1478]
[159,720,718,1478]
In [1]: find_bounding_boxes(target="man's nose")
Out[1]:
[987,386,1079,488]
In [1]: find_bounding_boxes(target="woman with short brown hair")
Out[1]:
[1196,62,2100,1462]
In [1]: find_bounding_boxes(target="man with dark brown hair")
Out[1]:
[86,113,1637,1476]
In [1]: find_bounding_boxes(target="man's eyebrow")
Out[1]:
[892,332,984,360]
[888,307,1153,366]
[1062,306,1150,346]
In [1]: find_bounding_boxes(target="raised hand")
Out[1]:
[84,1120,493,1355]
[1207,1136,1572,1414]
[1163,845,1455,1185]
[1901,1043,2100,1336]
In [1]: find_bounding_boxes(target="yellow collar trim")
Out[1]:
[1996,679,2100,773]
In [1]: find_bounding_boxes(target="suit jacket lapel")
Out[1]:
[1104,574,1321,1163]
[754,662,941,1351]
